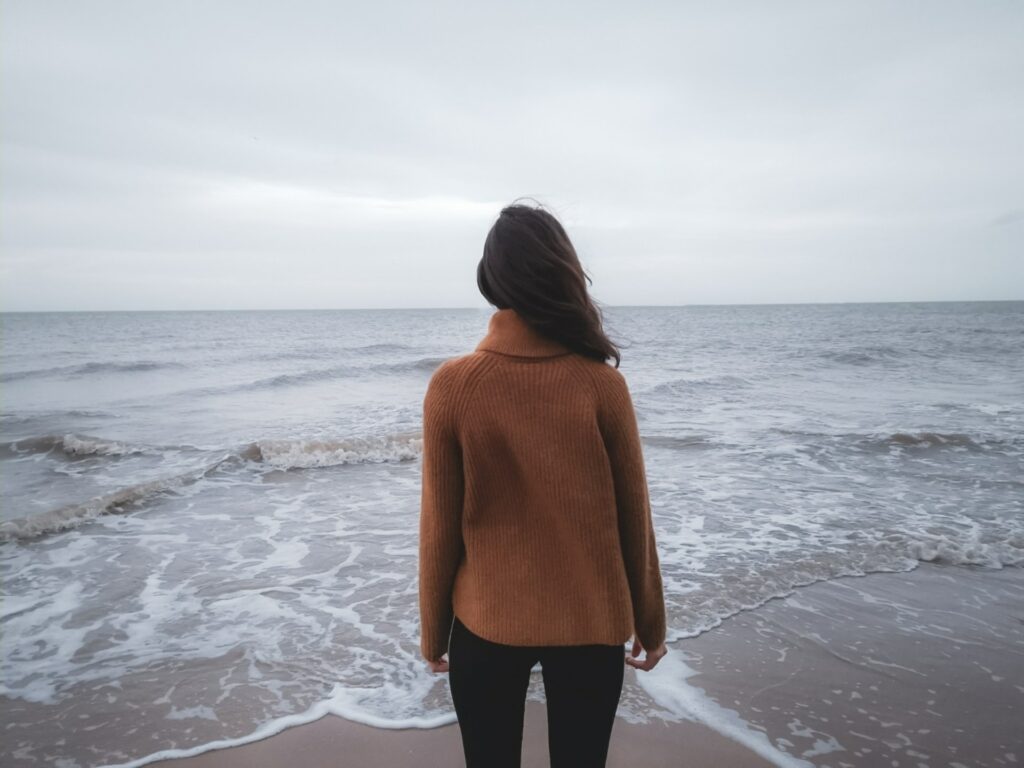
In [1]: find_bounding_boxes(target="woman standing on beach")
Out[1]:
[418,201,668,768]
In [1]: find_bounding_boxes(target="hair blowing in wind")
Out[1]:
[476,201,622,367]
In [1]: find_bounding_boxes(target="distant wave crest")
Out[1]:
[0,433,151,458]
[371,357,451,375]
[640,375,752,399]
[768,428,1011,453]
[1,360,185,383]
[177,357,447,397]
[642,434,716,450]
[818,347,902,366]
[853,430,1015,453]
[882,431,985,449]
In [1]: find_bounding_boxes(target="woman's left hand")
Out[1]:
[426,655,449,673]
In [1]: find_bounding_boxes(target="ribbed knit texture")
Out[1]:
[418,308,667,661]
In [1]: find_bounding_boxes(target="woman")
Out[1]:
[418,201,668,768]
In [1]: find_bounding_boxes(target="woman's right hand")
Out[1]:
[625,636,667,671]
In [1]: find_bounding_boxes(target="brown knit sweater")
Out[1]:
[418,307,667,661]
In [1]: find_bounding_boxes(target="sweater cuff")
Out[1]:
[421,611,454,661]
[632,573,667,650]
[635,619,666,652]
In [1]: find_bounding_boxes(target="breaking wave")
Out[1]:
[241,433,423,469]
[0,456,238,542]
[0,430,425,541]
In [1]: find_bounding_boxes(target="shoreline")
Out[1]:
[147,701,774,768]
[140,562,1024,768]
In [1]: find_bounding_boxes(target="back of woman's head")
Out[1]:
[477,200,622,367]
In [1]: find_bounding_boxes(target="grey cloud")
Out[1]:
[2,0,1022,310]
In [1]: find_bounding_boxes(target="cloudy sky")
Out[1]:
[2,1,1021,311]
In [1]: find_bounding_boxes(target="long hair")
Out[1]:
[476,199,622,367]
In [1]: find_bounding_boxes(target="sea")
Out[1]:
[1,302,1021,767]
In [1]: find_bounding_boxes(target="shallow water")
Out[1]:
[1,303,1021,766]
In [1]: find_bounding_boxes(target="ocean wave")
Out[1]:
[239,365,357,391]
[245,349,340,363]
[930,401,1016,417]
[244,355,446,385]
[0,433,152,459]
[897,531,1024,568]
[640,375,752,399]
[370,356,450,375]
[2,429,426,469]
[853,430,1023,454]
[163,365,363,398]
[0,409,119,428]
[769,428,1013,453]
[642,434,716,450]
[0,429,426,541]
[816,346,902,366]
[243,344,417,364]
[347,343,420,354]
[881,431,986,449]
[0,455,238,542]
[243,432,423,469]
[174,356,446,398]
[1,360,186,383]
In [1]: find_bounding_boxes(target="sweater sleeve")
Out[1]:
[598,367,668,651]
[418,361,465,661]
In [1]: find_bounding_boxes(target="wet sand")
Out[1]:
[149,702,772,767]
[147,562,1023,768]
[675,562,1024,767]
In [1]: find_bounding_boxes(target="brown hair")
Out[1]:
[476,199,622,367]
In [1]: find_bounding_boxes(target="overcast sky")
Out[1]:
[1,1,1021,311]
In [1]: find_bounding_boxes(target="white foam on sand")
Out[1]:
[633,648,814,768]
[102,661,809,768]
[98,682,457,768]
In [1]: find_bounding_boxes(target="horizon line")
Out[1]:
[1,298,1023,313]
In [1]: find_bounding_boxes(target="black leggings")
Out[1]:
[447,614,626,768]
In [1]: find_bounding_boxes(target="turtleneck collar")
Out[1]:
[474,308,571,358]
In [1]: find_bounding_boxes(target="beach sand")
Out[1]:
[149,702,772,767]
[676,562,1024,766]
[149,562,1023,768]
